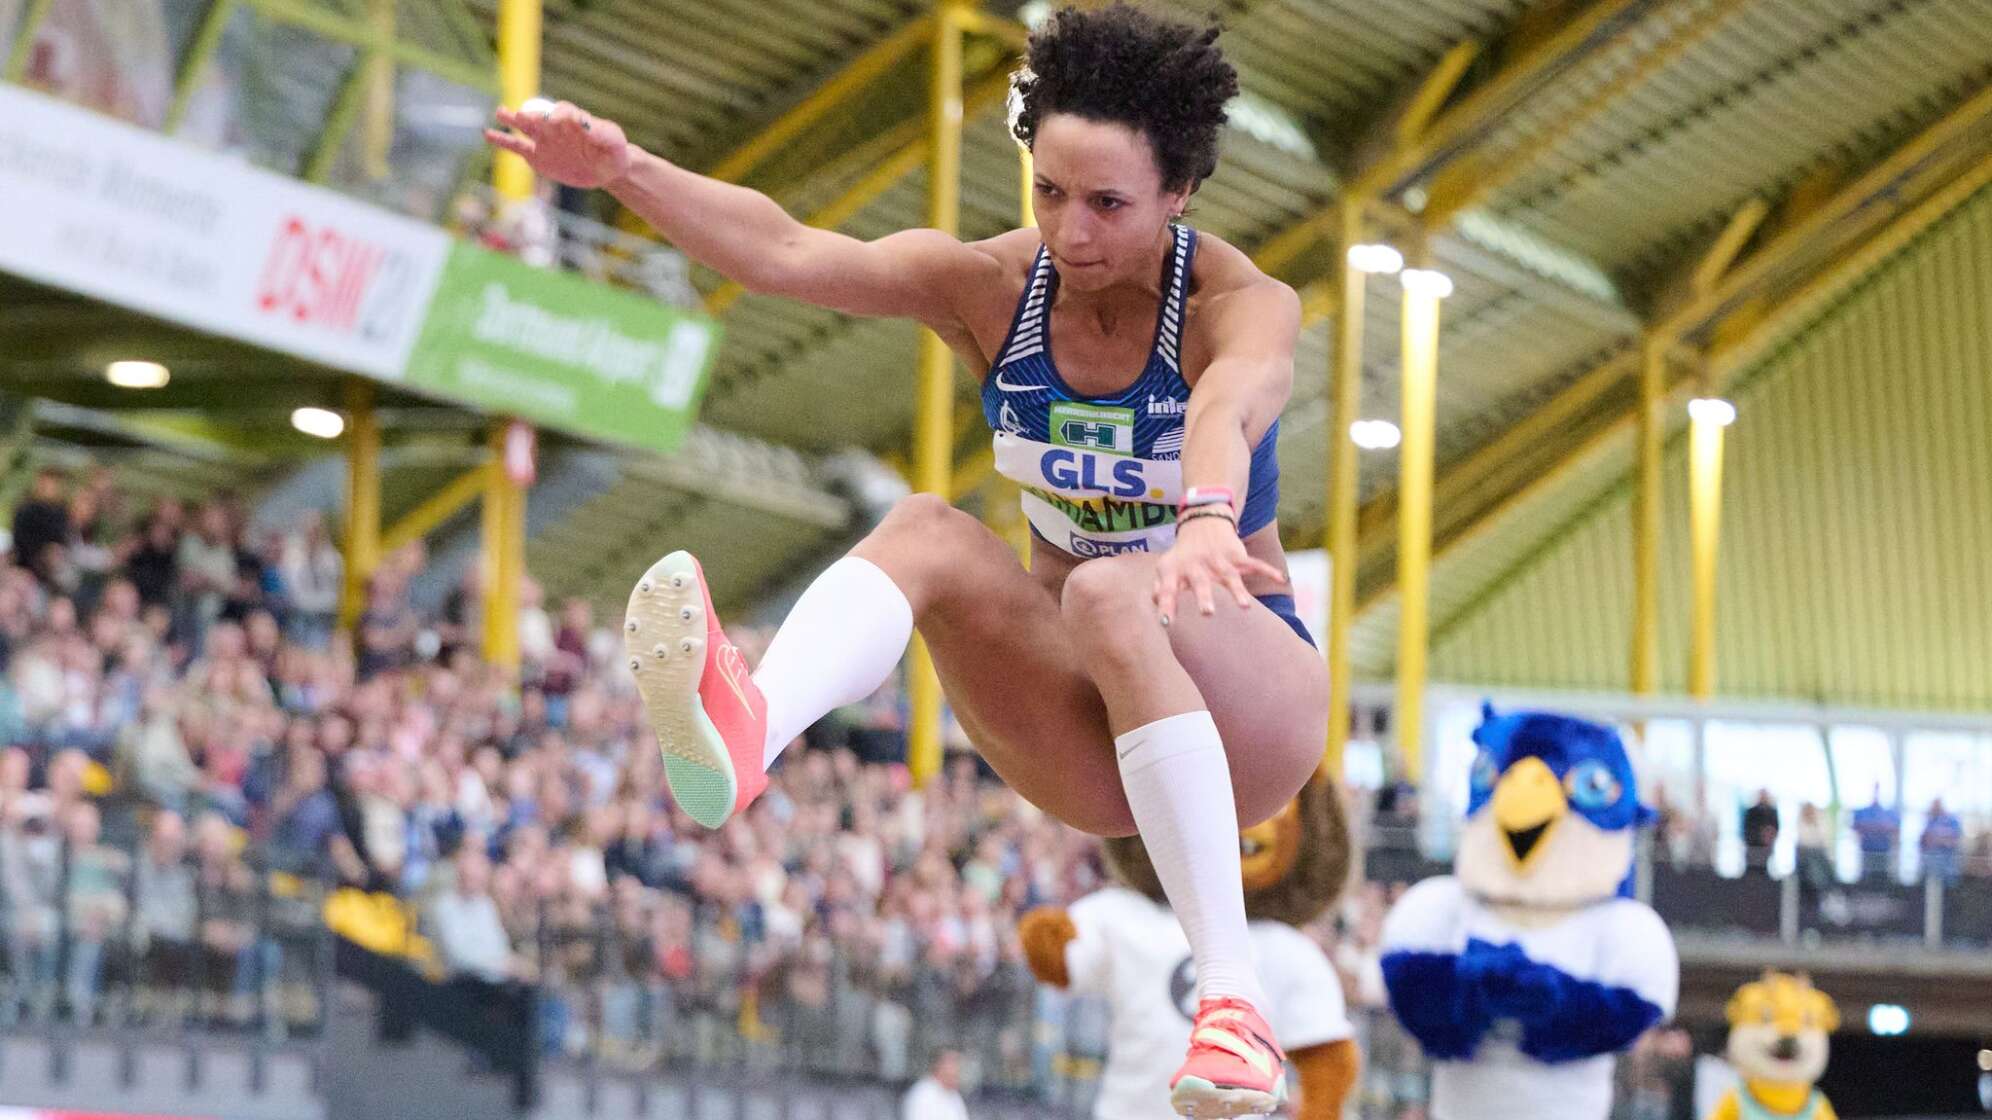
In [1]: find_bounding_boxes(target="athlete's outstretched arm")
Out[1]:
[486,102,996,326]
[1151,277,1299,618]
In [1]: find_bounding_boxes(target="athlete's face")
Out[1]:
[1029,114,1189,292]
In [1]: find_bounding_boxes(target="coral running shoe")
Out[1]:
[1169,996,1288,1117]
[623,551,768,829]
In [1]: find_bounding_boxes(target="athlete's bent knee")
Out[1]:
[1058,555,1155,633]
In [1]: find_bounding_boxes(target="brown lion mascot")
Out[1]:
[1019,768,1359,1119]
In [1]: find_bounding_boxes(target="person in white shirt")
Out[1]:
[901,1049,971,1120]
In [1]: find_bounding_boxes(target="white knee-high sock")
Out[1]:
[1115,710,1267,1008]
[752,557,915,768]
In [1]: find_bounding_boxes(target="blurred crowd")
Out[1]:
[3,461,1989,1117]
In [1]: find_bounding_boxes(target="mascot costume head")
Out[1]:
[1018,769,1361,1120]
[1379,706,1679,1120]
[1455,704,1655,908]
[1712,973,1839,1120]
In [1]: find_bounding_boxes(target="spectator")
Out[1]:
[61,800,129,1023]
[132,810,199,1021]
[278,512,341,648]
[176,503,237,641]
[901,1048,970,1120]
[1851,787,1901,882]
[1795,802,1834,889]
[10,468,70,589]
[122,515,181,611]
[1919,798,1963,885]
[428,844,520,982]
[1742,789,1779,875]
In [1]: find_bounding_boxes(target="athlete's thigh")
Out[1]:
[1165,594,1330,827]
[871,524,1131,836]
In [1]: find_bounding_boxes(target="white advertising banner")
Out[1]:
[0,84,450,379]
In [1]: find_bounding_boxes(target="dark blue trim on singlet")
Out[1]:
[1239,420,1281,537]
[1256,593,1314,648]
[980,225,1282,539]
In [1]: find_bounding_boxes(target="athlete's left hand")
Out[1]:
[1153,516,1286,623]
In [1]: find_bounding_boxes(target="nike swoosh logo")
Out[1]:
[994,373,1041,393]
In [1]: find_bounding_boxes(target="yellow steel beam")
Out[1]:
[339,380,382,630]
[164,0,240,133]
[481,423,526,671]
[1325,200,1369,780]
[362,0,397,180]
[705,16,934,183]
[1686,406,1725,699]
[1394,272,1444,784]
[1690,197,1770,295]
[1709,150,1992,381]
[1630,332,1665,696]
[1019,145,1037,228]
[381,463,494,556]
[1658,79,1992,340]
[1423,0,1749,227]
[702,69,1012,316]
[909,0,968,790]
[952,7,1029,50]
[494,0,541,201]
[1394,41,1483,152]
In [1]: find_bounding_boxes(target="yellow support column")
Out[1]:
[1324,200,1369,781]
[482,424,526,672]
[494,0,542,201]
[907,0,966,789]
[1394,267,1449,784]
[1687,397,1732,699]
[1632,333,1666,695]
[1020,146,1037,228]
[339,380,382,630]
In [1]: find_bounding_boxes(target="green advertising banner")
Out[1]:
[400,242,720,454]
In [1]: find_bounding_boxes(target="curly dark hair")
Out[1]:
[1009,3,1239,194]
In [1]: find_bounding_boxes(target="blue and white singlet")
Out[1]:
[978,224,1281,559]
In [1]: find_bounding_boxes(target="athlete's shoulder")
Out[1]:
[1184,231,1299,345]
[967,227,1045,280]
[1185,230,1289,300]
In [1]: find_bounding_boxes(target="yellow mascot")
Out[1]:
[1018,769,1359,1120]
[1712,973,1839,1120]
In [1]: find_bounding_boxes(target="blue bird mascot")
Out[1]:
[1379,706,1678,1120]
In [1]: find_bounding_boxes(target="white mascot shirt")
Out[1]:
[1065,886,1353,1120]
[1380,876,1678,1120]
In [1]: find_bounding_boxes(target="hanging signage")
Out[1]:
[0,83,721,456]
[0,83,448,378]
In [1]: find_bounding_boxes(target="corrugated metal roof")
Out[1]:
[1485,0,1992,274]
[1422,181,1992,708]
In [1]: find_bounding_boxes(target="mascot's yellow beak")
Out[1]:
[1492,757,1567,871]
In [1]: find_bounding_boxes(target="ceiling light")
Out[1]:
[1347,244,1403,275]
[1688,398,1737,427]
[291,407,346,440]
[1400,269,1454,299]
[1350,420,1402,450]
[105,361,170,389]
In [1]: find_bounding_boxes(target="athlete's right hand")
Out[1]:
[485,100,633,190]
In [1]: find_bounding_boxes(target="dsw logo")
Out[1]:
[255,216,420,342]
